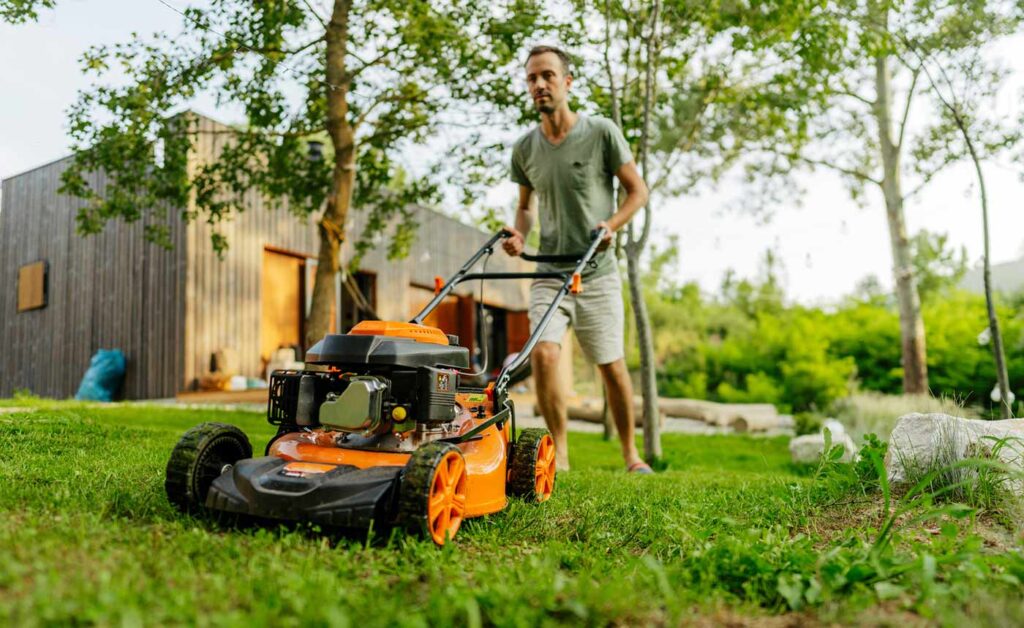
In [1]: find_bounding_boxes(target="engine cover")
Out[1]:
[319,375,389,435]
[305,334,470,370]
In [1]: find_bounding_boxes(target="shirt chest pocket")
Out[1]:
[570,160,597,190]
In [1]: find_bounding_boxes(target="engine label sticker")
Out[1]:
[436,373,451,392]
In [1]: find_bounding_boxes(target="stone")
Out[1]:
[885,413,1024,484]
[789,425,857,464]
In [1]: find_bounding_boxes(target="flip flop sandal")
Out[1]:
[627,461,654,474]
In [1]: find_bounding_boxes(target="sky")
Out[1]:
[2,0,1022,304]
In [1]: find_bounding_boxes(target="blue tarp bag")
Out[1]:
[75,349,127,401]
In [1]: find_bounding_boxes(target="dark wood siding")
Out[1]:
[0,113,531,398]
[184,115,530,386]
[0,157,187,399]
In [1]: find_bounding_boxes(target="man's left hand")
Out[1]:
[595,221,614,251]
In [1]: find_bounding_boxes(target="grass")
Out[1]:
[0,400,1022,626]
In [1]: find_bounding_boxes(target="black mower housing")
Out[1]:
[206,456,403,529]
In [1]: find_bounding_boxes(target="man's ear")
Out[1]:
[565,74,573,90]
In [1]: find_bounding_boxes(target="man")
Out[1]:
[503,45,651,473]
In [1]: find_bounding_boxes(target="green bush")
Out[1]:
[626,241,1023,416]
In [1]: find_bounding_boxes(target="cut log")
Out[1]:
[535,398,655,427]
[653,397,779,432]
[535,396,782,432]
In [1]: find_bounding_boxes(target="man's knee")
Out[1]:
[532,342,561,370]
[599,358,632,388]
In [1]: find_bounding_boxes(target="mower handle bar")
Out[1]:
[409,227,608,395]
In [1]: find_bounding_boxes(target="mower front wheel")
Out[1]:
[398,442,468,545]
[508,428,556,503]
[165,422,252,513]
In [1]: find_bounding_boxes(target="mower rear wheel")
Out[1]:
[165,422,252,513]
[398,442,468,545]
[508,428,556,503]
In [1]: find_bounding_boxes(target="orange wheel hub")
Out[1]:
[428,450,468,544]
[534,434,556,502]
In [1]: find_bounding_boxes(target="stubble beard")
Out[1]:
[535,93,562,115]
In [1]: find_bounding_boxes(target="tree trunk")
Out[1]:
[306,0,356,347]
[599,367,616,440]
[873,53,928,394]
[960,121,1011,417]
[626,0,662,463]
[601,0,661,459]
[627,251,662,460]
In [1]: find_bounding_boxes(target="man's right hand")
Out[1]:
[502,226,525,256]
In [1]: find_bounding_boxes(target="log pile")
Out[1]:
[536,396,784,432]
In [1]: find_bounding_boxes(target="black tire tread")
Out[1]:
[165,422,252,513]
[507,428,553,502]
[397,441,461,537]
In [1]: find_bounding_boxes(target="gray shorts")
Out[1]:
[528,271,625,365]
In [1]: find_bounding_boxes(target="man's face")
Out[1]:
[525,52,571,114]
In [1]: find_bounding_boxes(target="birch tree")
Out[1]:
[904,30,1022,417]
[754,0,1022,395]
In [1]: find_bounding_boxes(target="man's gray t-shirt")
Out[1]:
[510,115,633,279]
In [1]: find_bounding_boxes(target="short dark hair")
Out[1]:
[525,45,572,77]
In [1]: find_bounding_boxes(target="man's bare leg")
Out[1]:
[597,358,643,468]
[532,341,570,471]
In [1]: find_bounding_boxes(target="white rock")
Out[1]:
[885,413,1024,484]
[822,419,847,438]
[789,429,857,464]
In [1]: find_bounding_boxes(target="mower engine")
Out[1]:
[267,324,468,438]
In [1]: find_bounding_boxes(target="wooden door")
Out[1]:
[507,311,530,355]
[261,250,305,362]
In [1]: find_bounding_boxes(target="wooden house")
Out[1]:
[0,113,531,399]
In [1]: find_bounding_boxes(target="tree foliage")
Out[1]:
[0,0,53,23]
[59,0,532,256]
[910,230,968,303]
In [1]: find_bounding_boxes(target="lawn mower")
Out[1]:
[164,228,607,545]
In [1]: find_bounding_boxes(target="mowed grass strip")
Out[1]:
[0,402,1010,626]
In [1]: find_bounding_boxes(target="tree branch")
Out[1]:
[353,85,428,130]
[603,0,622,128]
[792,154,881,186]
[348,43,405,80]
[300,0,328,30]
[896,67,920,151]
[838,88,875,107]
[629,0,660,253]
[902,158,957,201]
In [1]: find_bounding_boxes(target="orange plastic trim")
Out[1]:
[434,275,444,295]
[534,434,556,502]
[428,450,468,545]
[283,461,336,475]
[570,273,583,294]
[349,320,449,345]
[269,433,412,468]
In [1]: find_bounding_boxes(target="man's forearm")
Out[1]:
[607,187,648,232]
[515,204,534,237]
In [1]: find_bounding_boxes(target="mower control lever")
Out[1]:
[410,227,608,400]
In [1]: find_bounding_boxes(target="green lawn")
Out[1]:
[0,401,1021,626]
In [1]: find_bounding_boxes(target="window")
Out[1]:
[340,271,376,333]
[17,261,47,312]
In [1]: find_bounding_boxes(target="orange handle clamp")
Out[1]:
[434,275,444,295]
[570,273,583,294]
